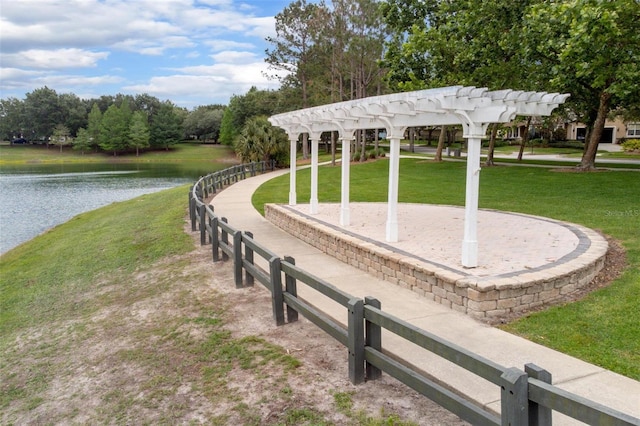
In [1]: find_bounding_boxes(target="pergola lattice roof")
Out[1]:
[269,86,569,138]
[268,86,569,268]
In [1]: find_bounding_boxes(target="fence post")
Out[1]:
[364,296,382,381]
[283,256,298,323]
[250,162,256,177]
[210,179,216,194]
[348,298,365,385]
[525,363,552,426]
[269,257,285,326]
[211,216,219,262]
[199,204,207,246]
[233,230,243,288]
[244,232,255,287]
[501,367,529,426]
[205,206,214,244]
[189,191,196,231]
[221,218,229,261]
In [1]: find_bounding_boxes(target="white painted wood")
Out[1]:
[340,137,351,226]
[310,138,319,214]
[386,137,401,243]
[289,137,297,206]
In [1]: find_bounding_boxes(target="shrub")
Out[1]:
[621,139,640,152]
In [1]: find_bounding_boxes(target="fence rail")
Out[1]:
[188,162,638,426]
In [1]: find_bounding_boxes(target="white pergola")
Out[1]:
[268,86,569,268]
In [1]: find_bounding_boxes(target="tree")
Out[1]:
[218,107,236,146]
[266,0,329,160]
[234,116,288,164]
[219,87,284,147]
[524,0,640,170]
[132,93,162,118]
[128,111,150,156]
[99,104,130,155]
[86,103,102,152]
[73,127,92,154]
[23,86,62,143]
[265,0,327,109]
[338,0,389,100]
[382,0,545,164]
[150,102,183,151]
[58,93,87,136]
[51,124,70,152]
[0,97,27,141]
[183,105,225,142]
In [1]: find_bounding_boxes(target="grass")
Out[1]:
[0,142,235,165]
[252,158,640,379]
[0,186,194,337]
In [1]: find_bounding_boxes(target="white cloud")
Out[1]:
[1,49,109,69]
[210,50,258,64]
[123,60,280,105]
[0,0,288,106]
[204,39,255,51]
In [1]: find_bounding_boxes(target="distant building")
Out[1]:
[565,117,639,144]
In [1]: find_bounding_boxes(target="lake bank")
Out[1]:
[0,144,238,254]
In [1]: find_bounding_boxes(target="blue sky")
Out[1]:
[0,0,295,109]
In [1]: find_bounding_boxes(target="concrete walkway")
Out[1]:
[209,168,640,425]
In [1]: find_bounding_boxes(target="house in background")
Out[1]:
[565,117,640,144]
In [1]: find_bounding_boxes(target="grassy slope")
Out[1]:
[0,143,235,164]
[253,159,640,379]
[0,186,195,337]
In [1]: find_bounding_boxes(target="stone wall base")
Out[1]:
[265,204,607,321]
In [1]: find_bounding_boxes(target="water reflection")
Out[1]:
[0,162,227,254]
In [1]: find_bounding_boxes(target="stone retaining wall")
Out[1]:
[265,203,607,321]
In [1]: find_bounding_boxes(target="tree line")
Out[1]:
[0,88,226,155]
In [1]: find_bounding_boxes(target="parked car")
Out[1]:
[12,138,27,144]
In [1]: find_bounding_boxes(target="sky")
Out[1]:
[0,0,295,109]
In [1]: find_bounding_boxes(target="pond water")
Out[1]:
[0,162,224,254]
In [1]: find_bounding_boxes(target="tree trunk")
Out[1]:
[374,128,379,152]
[331,131,336,166]
[359,129,366,162]
[434,125,447,162]
[517,117,532,161]
[578,92,612,171]
[409,127,415,153]
[484,123,499,166]
[302,133,309,160]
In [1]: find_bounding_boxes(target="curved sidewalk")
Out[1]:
[209,169,640,424]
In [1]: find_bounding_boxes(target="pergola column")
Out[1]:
[288,134,298,206]
[310,134,320,214]
[340,135,352,226]
[386,136,402,242]
[461,124,487,268]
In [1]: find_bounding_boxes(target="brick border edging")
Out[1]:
[265,203,608,320]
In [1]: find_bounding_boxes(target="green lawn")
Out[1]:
[0,142,235,165]
[252,158,640,379]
